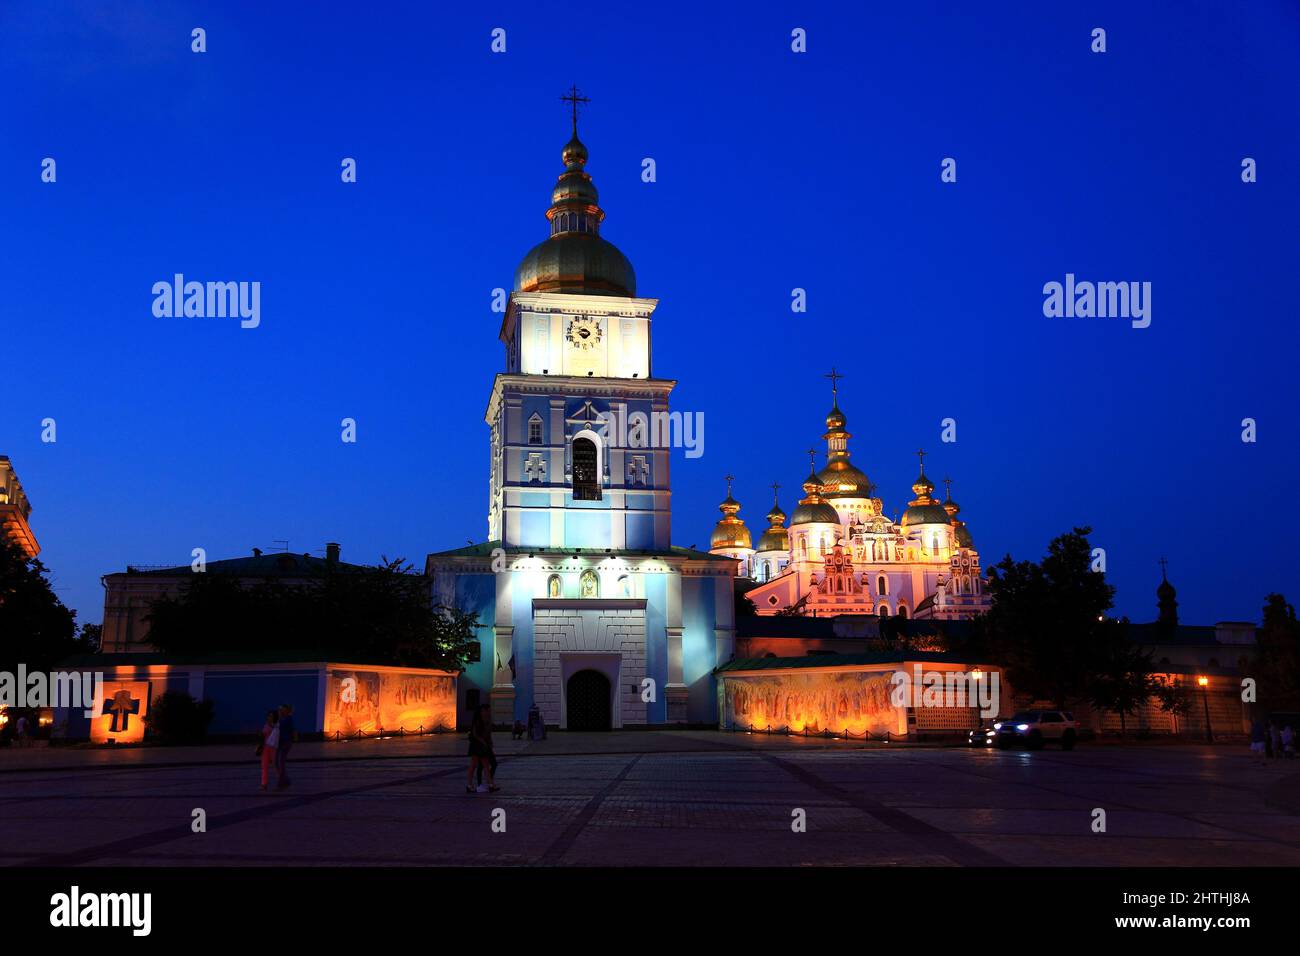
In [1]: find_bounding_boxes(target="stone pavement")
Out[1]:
[3,734,1299,867]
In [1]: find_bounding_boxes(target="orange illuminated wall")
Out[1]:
[91,680,153,744]
[722,669,902,736]
[324,668,456,736]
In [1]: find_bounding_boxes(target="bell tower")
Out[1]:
[488,92,671,551]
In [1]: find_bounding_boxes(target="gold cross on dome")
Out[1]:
[825,367,843,398]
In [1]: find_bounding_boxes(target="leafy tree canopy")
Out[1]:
[0,535,85,673]
[144,558,479,670]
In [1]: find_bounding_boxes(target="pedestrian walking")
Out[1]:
[257,709,280,791]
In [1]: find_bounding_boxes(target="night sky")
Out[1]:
[3,1,1297,627]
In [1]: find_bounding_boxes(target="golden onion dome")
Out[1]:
[818,461,873,499]
[710,481,752,550]
[755,528,789,553]
[791,500,841,525]
[513,128,636,298]
[756,491,789,553]
[711,520,752,550]
[791,466,840,526]
[901,502,952,527]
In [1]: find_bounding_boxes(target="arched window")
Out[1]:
[618,575,632,598]
[932,534,940,553]
[528,414,543,445]
[878,606,889,618]
[897,605,908,619]
[579,569,599,598]
[877,575,888,596]
[546,574,562,598]
[573,437,601,500]
[799,536,807,557]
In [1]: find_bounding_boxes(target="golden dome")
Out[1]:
[513,128,636,298]
[710,479,752,550]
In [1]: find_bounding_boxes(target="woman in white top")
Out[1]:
[258,710,280,791]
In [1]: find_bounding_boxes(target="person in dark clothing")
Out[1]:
[466,704,498,793]
[275,704,296,789]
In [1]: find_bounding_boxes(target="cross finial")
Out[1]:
[915,449,927,474]
[770,480,781,501]
[560,84,590,135]
[724,473,735,496]
[1159,557,1168,579]
[825,367,843,400]
[807,447,817,469]
[943,476,952,499]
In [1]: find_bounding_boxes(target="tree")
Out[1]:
[980,527,1116,708]
[1088,635,1160,737]
[144,558,480,670]
[1252,593,1300,710]
[0,535,79,674]
[145,690,215,745]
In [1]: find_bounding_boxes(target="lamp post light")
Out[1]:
[1197,676,1212,743]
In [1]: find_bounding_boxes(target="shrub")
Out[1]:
[144,691,214,745]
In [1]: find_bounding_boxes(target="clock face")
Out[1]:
[566,317,602,351]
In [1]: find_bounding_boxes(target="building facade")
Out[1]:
[711,388,991,620]
[426,117,736,730]
[0,455,39,558]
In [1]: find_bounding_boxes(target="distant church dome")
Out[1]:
[710,480,752,550]
[791,464,840,526]
[901,454,948,526]
[513,126,636,298]
[755,493,790,553]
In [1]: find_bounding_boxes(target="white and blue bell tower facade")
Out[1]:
[427,115,735,730]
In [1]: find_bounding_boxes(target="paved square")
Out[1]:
[4,734,1299,867]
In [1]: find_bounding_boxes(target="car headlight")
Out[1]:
[1016,724,1029,731]
[993,722,1002,730]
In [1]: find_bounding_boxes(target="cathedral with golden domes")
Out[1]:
[709,377,991,620]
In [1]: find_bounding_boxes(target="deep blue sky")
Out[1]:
[2,1,1297,627]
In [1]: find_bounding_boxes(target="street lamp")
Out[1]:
[1197,676,1212,743]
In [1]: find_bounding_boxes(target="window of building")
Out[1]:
[528,414,543,444]
[897,605,908,619]
[877,575,887,596]
[573,437,601,500]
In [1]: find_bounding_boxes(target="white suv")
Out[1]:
[994,710,1078,750]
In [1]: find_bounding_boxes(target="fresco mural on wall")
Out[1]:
[325,669,455,735]
[722,670,901,735]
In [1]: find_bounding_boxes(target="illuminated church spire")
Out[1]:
[513,86,636,297]
[817,368,872,500]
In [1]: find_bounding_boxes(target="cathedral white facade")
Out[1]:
[427,112,736,729]
[709,388,991,621]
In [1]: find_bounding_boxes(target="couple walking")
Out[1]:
[257,704,297,791]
